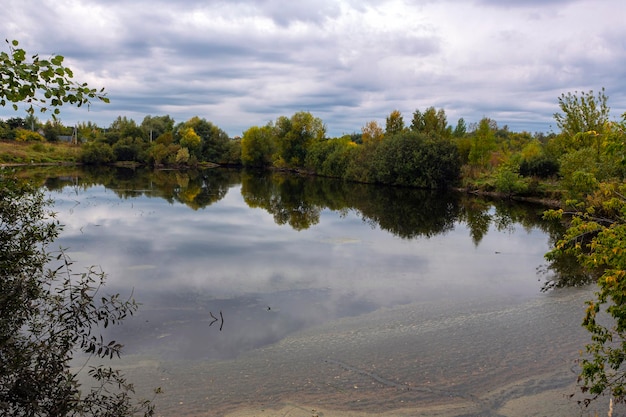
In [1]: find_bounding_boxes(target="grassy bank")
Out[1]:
[0,140,81,165]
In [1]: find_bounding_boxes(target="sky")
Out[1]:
[3,0,626,137]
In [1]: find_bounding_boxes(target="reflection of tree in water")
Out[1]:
[539,251,596,291]
[458,194,592,290]
[348,185,460,239]
[459,196,561,247]
[534,210,596,291]
[241,171,460,238]
[491,200,550,234]
[38,166,239,209]
[169,169,238,210]
[459,198,492,246]
[241,171,321,230]
[24,165,589,289]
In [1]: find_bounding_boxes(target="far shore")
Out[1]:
[2,162,564,208]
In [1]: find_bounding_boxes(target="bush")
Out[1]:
[519,155,559,178]
[80,141,115,165]
[371,131,460,188]
[31,142,46,153]
[176,147,190,164]
[112,137,140,161]
[305,137,354,177]
[15,128,45,142]
[0,175,155,416]
[494,165,528,196]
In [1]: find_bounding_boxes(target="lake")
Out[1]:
[25,166,610,416]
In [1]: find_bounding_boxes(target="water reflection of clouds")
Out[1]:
[48,184,552,360]
[53,186,549,302]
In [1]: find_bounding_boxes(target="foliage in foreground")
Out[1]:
[0,39,108,118]
[541,88,626,405]
[0,174,156,416]
[546,183,626,404]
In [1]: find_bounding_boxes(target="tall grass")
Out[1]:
[0,141,81,164]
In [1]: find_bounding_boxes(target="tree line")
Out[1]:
[1,105,561,192]
[6,90,623,198]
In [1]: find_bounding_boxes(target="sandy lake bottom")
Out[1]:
[89,287,620,417]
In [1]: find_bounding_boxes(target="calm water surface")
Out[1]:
[29,167,606,416]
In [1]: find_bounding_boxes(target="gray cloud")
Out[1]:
[1,0,624,136]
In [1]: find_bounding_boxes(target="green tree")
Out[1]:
[24,113,40,131]
[179,127,202,157]
[361,120,384,145]
[344,142,375,183]
[222,137,242,165]
[542,91,626,405]
[0,39,108,117]
[155,131,174,146]
[554,88,610,139]
[559,147,601,199]
[42,120,63,142]
[304,136,355,177]
[371,130,460,188]
[385,109,404,137]
[177,117,230,163]
[411,107,451,138]
[5,116,25,129]
[76,121,104,143]
[106,116,144,145]
[241,124,274,167]
[520,139,542,161]
[141,115,174,143]
[468,117,497,167]
[112,137,147,162]
[148,142,180,166]
[453,117,467,138]
[274,111,325,167]
[603,114,626,179]
[519,155,559,179]
[517,139,560,179]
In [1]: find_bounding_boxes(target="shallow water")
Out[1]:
[110,287,605,416]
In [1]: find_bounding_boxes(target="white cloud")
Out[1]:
[2,0,625,136]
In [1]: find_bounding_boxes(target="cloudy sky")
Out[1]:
[3,0,625,137]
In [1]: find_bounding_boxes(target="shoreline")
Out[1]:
[3,162,564,208]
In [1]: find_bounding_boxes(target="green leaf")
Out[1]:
[13,49,26,62]
[51,55,64,65]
